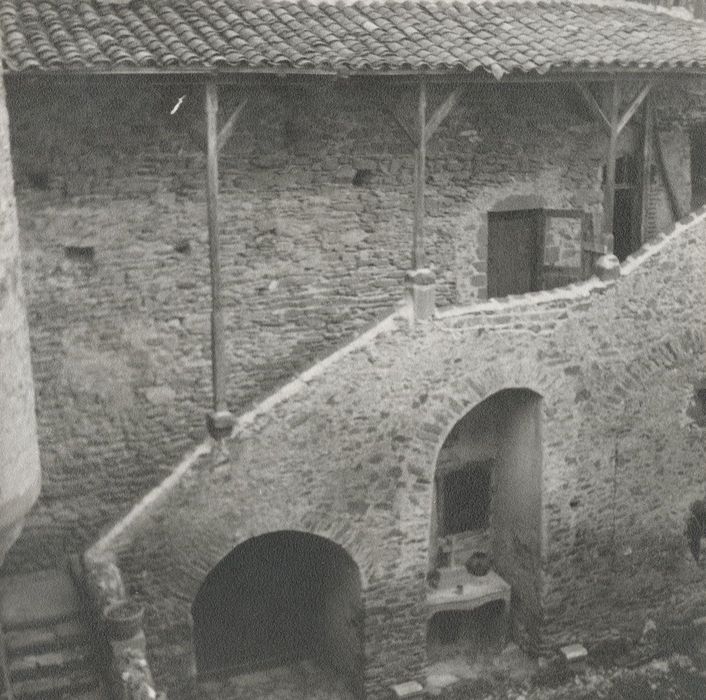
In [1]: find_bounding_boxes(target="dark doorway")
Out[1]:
[487,209,544,298]
[691,124,706,211]
[611,155,639,262]
[192,531,364,696]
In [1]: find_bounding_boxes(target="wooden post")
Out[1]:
[637,93,653,246]
[205,80,234,439]
[603,81,620,253]
[653,128,684,222]
[413,80,427,270]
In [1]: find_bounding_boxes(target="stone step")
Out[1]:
[4,619,89,656]
[0,571,82,631]
[8,646,94,682]
[4,669,99,699]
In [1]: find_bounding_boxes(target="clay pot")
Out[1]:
[465,551,491,577]
[103,599,144,640]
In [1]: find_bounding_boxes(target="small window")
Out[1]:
[439,461,492,536]
[63,245,95,263]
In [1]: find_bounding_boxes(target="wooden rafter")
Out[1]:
[373,84,464,273]
[379,97,417,146]
[217,97,249,152]
[616,83,651,136]
[575,80,652,137]
[575,82,611,132]
[425,87,463,142]
[653,128,685,221]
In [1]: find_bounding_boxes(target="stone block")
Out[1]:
[593,254,621,281]
[406,269,436,320]
[390,680,425,698]
[206,410,235,440]
[560,643,588,663]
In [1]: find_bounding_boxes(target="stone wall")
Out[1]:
[0,65,41,565]
[97,211,706,698]
[3,75,699,575]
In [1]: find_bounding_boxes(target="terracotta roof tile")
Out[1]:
[2,0,706,77]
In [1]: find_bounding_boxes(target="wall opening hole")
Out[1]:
[439,462,492,536]
[569,497,580,509]
[427,601,507,661]
[352,169,373,187]
[63,245,95,263]
[174,240,191,255]
[690,124,706,209]
[687,384,706,428]
[26,169,50,191]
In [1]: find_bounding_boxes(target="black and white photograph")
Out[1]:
[0,0,705,698]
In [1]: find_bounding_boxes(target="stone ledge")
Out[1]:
[437,207,706,322]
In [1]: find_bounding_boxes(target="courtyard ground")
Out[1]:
[432,646,706,699]
[185,642,706,699]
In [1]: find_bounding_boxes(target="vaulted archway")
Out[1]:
[427,388,543,655]
[192,531,364,696]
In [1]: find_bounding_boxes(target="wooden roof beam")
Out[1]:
[425,87,464,142]
[574,81,611,132]
[217,97,249,152]
[576,80,652,136]
[378,96,417,147]
[616,83,651,136]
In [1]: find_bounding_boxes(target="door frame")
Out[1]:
[487,208,545,299]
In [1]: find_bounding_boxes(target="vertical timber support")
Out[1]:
[378,82,463,319]
[638,93,653,246]
[575,79,652,273]
[413,80,427,270]
[603,80,620,255]
[593,80,622,280]
[653,127,685,222]
[205,80,235,440]
[407,79,436,320]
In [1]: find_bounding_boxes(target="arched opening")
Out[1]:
[192,531,364,696]
[427,389,543,656]
[427,601,507,661]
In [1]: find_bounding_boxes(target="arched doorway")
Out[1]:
[427,389,543,657]
[192,531,364,696]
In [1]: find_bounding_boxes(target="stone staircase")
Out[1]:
[0,568,105,699]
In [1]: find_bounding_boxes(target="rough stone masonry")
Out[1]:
[4,75,702,575]
[95,210,706,699]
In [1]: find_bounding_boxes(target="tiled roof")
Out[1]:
[2,0,706,78]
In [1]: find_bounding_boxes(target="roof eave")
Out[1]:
[3,65,706,83]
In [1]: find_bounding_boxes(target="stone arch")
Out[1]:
[192,530,364,697]
[420,366,549,461]
[426,387,544,655]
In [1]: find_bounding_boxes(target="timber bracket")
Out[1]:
[575,80,654,257]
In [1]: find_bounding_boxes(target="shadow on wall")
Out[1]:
[191,531,364,698]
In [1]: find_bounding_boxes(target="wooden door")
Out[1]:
[487,209,543,298]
